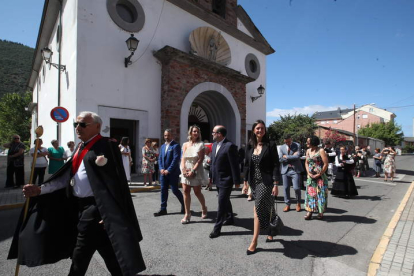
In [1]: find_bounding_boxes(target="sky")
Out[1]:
[1,0,413,136]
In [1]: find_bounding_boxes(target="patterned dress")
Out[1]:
[141,146,155,174]
[251,154,276,230]
[180,142,205,186]
[305,151,328,214]
[384,153,396,174]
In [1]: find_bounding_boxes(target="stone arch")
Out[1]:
[180,82,241,145]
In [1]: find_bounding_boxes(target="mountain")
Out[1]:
[0,39,34,99]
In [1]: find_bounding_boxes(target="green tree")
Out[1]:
[268,114,317,146]
[358,121,404,146]
[0,92,32,147]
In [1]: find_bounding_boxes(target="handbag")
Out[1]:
[268,197,284,236]
[203,162,210,171]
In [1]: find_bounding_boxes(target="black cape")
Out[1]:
[331,155,358,197]
[8,137,146,275]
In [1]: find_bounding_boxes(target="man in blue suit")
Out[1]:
[279,134,304,212]
[209,125,241,238]
[154,129,185,216]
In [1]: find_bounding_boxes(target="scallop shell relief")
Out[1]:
[189,27,231,66]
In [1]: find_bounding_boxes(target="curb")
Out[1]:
[367,180,414,276]
[0,202,25,211]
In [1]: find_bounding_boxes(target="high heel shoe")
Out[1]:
[181,214,191,224]
[304,212,312,220]
[246,249,257,255]
[202,207,208,219]
[316,213,324,220]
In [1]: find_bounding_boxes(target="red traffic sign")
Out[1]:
[50,107,69,123]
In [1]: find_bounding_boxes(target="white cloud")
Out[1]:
[266,104,350,119]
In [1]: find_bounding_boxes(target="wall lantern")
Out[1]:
[125,34,139,68]
[41,47,66,72]
[251,85,265,102]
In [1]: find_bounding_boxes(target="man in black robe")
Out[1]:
[8,111,146,276]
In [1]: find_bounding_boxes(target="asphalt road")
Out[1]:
[1,155,413,276]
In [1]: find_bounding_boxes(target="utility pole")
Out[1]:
[353,104,356,145]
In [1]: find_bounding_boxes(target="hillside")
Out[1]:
[0,39,34,99]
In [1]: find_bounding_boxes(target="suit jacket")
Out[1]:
[8,137,146,276]
[158,140,181,177]
[279,142,304,174]
[244,141,281,187]
[209,138,241,188]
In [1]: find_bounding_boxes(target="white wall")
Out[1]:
[33,0,78,149]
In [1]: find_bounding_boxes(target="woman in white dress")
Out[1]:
[180,125,208,224]
[119,137,132,182]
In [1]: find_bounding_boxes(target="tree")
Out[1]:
[358,121,404,146]
[323,129,347,145]
[268,114,317,146]
[0,92,32,147]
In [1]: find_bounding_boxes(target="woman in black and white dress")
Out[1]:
[242,120,281,255]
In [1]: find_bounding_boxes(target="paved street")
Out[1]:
[0,155,413,275]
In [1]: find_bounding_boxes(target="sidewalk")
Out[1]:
[369,180,414,276]
[0,173,161,211]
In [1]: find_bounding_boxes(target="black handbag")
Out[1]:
[268,197,284,236]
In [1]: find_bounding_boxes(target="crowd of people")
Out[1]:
[4,112,401,275]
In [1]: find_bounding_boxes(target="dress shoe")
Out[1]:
[153,209,167,217]
[209,231,220,239]
[296,204,301,212]
[265,237,275,243]
[246,249,257,255]
[283,205,290,212]
[223,219,234,226]
[304,212,312,220]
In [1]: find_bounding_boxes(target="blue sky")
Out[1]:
[1,0,413,136]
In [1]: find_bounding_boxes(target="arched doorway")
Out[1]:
[180,82,241,145]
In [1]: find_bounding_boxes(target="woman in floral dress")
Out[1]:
[304,136,329,220]
[383,146,397,182]
[141,138,156,186]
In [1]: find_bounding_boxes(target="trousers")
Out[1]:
[282,169,301,205]
[69,199,122,276]
[213,186,233,233]
[160,174,184,210]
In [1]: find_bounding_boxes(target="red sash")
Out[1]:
[71,134,102,175]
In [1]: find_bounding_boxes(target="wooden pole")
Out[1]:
[15,126,43,276]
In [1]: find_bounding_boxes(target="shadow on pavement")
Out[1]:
[259,239,358,259]
[396,169,414,176]
[322,215,376,224]
[0,208,20,243]
[325,207,347,214]
[351,195,383,201]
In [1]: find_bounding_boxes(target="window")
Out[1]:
[362,114,368,119]
[357,115,360,119]
[369,108,374,112]
[212,0,226,18]
[107,0,145,32]
[357,124,361,129]
[333,120,338,124]
[245,53,261,79]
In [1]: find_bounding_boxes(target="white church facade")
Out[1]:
[27,0,274,172]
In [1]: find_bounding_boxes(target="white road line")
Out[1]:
[355,178,397,186]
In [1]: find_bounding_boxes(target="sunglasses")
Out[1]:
[14,137,20,140]
[73,122,93,128]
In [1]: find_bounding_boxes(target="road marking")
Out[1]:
[355,178,397,186]
[367,180,414,276]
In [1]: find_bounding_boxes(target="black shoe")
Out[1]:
[246,249,257,255]
[153,209,167,217]
[265,237,274,243]
[209,231,220,239]
[223,219,234,226]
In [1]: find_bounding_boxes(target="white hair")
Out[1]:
[78,111,102,125]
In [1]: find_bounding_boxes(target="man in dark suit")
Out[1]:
[279,134,304,212]
[154,129,184,216]
[209,125,241,238]
[11,111,145,276]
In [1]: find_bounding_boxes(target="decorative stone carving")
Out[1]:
[189,27,231,66]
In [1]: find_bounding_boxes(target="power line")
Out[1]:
[384,104,414,109]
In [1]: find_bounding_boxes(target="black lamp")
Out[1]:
[41,47,66,71]
[125,34,139,68]
[251,85,265,102]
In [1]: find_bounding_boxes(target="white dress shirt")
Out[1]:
[164,141,172,153]
[215,138,225,156]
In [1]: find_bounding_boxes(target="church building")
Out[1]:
[27,0,274,172]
